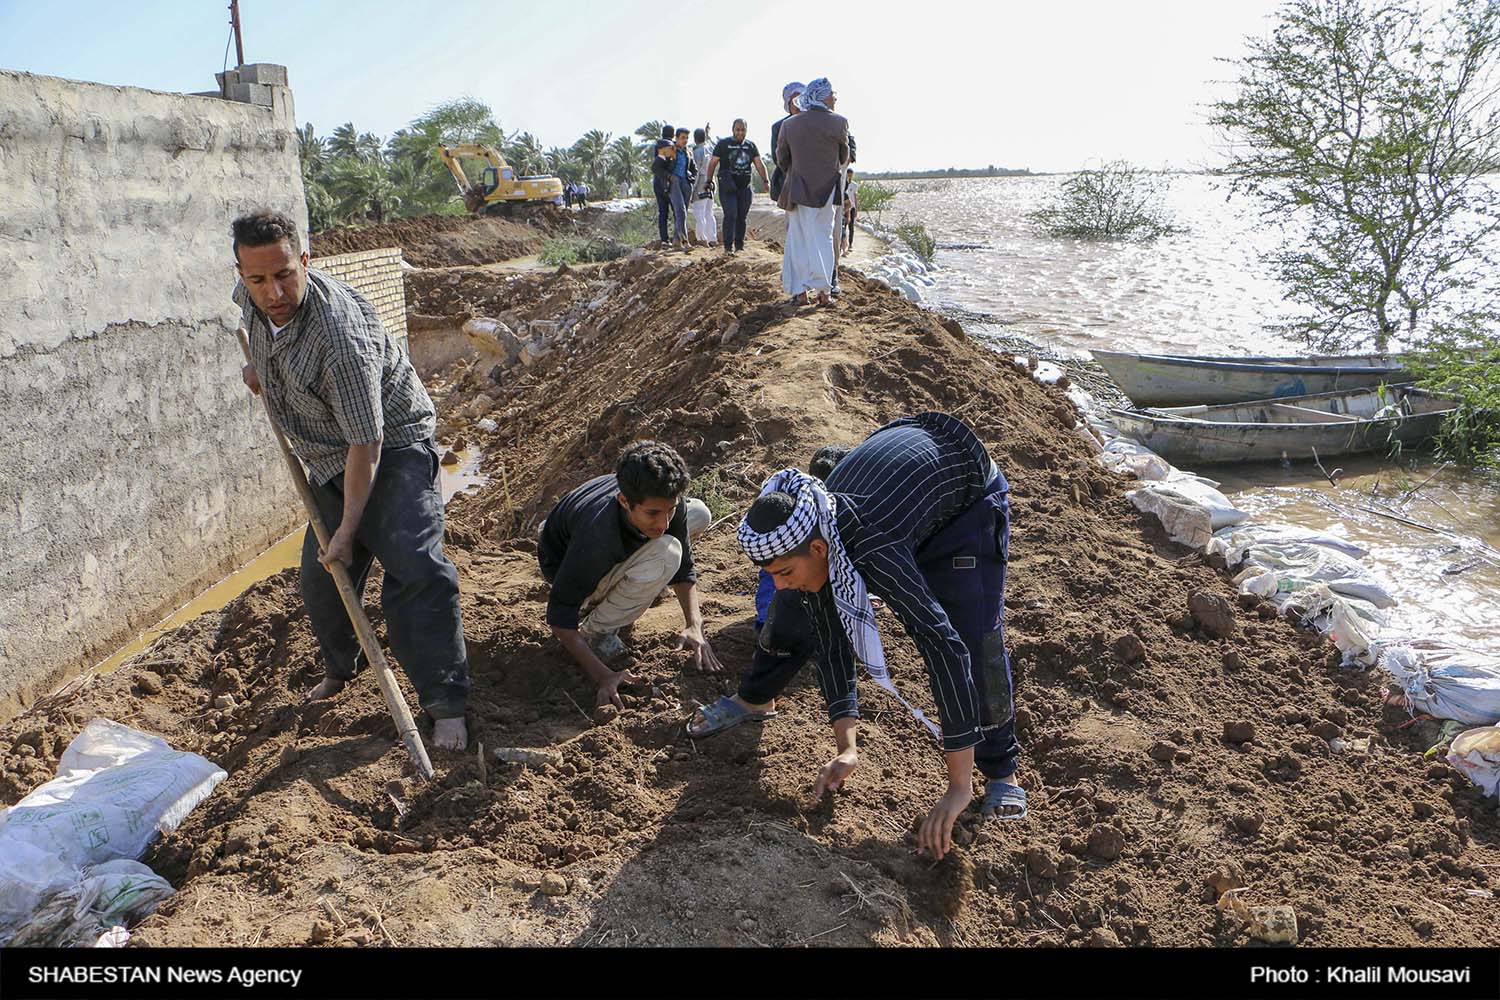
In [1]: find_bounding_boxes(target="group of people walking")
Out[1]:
[650,77,860,306]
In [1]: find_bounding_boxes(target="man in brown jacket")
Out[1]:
[775,78,849,306]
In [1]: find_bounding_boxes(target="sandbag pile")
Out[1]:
[0,719,225,947]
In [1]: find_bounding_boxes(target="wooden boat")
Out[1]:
[1108,385,1455,464]
[1091,349,1410,407]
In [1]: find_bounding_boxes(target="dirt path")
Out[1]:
[745,196,892,269]
[3,226,1494,950]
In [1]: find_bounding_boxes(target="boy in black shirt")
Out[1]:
[538,441,721,708]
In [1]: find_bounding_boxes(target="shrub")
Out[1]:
[893,219,936,263]
[690,467,733,521]
[1029,161,1181,242]
[1409,333,1500,466]
[539,236,625,266]
[854,180,897,219]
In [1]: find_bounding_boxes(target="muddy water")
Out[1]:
[1210,458,1500,655]
[879,174,1500,648]
[90,449,489,676]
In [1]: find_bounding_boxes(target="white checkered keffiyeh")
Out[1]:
[737,469,886,672]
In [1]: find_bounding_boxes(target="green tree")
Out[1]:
[545,146,582,183]
[607,134,643,194]
[297,123,338,231]
[328,122,383,163]
[1028,161,1182,241]
[1208,0,1500,352]
[325,155,396,223]
[386,98,505,212]
[571,129,612,189]
[505,131,547,175]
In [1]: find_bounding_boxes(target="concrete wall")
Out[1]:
[0,69,309,719]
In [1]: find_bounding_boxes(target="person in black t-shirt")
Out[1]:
[538,441,722,709]
[705,118,770,254]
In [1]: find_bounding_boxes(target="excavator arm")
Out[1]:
[437,144,562,214]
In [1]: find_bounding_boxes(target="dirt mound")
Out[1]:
[312,213,563,269]
[3,241,1495,949]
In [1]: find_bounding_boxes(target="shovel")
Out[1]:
[235,326,435,780]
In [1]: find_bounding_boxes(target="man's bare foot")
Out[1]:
[304,676,346,703]
[432,716,468,751]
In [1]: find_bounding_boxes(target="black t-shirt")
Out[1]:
[537,474,696,630]
[713,138,759,184]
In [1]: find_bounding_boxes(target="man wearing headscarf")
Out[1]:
[736,412,1025,861]
[775,78,848,305]
[769,81,803,203]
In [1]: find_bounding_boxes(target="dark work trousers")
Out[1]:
[300,439,470,719]
[719,179,753,251]
[739,589,819,704]
[653,179,672,242]
[846,207,857,244]
[914,476,1018,780]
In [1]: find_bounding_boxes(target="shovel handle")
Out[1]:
[236,327,435,780]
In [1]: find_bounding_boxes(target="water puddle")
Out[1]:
[89,448,488,677]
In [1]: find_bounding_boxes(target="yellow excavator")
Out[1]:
[439,144,564,215]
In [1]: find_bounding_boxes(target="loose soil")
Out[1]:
[3,214,1495,950]
[312,208,594,269]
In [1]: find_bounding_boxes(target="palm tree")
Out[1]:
[504,131,547,176]
[296,123,338,230]
[635,120,670,144]
[571,129,612,189]
[326,156,395,223]
[607,134,643,195]
[544,146,581,184]
[387,158,448,219]
[297,123,327,176]
[328,122,383,163]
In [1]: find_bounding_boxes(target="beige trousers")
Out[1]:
[580,499,711,634]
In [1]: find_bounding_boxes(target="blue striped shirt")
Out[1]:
[804,412,999,751]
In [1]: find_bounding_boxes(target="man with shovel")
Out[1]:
[231,209,471,751]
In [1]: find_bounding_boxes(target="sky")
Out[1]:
[0,0,1285,173]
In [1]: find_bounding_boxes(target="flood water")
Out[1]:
[877,174,1500,653]
[91,448,488,676]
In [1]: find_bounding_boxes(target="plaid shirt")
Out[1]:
[234,268,435,485]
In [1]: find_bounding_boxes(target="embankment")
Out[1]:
[1,232,1494,948]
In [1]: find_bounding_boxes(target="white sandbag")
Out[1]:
[1328,598,1384,662]
[1230,540,1396,608]
[0,719,225,945]
[1273,584,1385,661]
[461,317,522,363]
[1379,642,1500,727]
[1447,727,1500,798]
[1206,522,1368,565]
[1031,361,1068,386]
[1099,438,1173,481]
[1129,486,1213,549]
[1155,476,1250,530]
[7,860,173,948]
[1072,423,1104,455]
[1127,478,1248,550]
